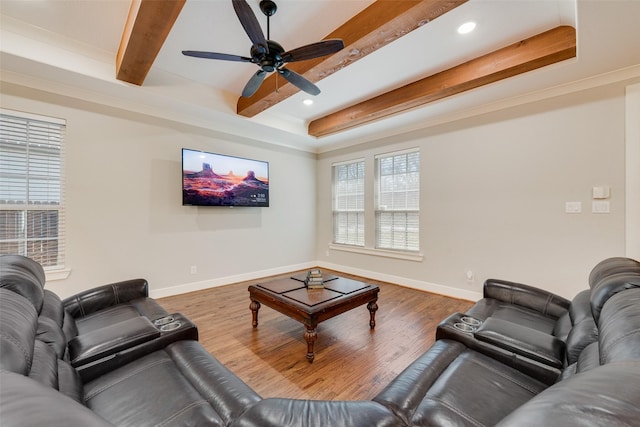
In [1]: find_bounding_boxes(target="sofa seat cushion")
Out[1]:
[0,371,113,427]
[467,299,558,334]
[229,398,400,427]
[83,340,260,427]
[374,340,547,427]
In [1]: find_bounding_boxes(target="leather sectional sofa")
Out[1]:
[1,254,639,426]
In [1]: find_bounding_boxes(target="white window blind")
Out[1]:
[332,159,365,246]
[0,111,66,268]
[375,149,420,251]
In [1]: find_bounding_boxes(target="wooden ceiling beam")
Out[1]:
[116,0,186,85]
[236,0,468,118]
[308,25,577,137]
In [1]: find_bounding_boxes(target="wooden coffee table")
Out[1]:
[248,275,379,362]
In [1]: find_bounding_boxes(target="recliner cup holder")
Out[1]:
[453,322,476,333]
[160,321,182,332]
[460,316,482,327]
[154,315,175,326]
[451,315,482,333]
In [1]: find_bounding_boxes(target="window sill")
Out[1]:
[328,244,424,262]
[45,268,71,281]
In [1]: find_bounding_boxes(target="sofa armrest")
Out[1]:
[484,279,571,319]
[436,314,561,385]
[474,317,565,368]
[75,313,198,382]
[62,279,149,318]
[68,316,160,367]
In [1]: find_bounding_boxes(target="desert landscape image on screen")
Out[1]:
[182,149,269,207]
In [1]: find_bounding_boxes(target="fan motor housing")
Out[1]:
[252,40,284,72]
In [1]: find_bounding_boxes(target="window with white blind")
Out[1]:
[0,111,66,268]
[375,149,420,252]
[332,159,365,246]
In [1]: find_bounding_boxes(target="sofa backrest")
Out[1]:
[588,257,640,323]
[597,287,640,364]
[588,256,640,287]
[566,286,640,379]
[0,288,83,402]
[0,254,46,313]
[559,257,640,365]
[562,289,598,365]
[1,255,81,358]
[496,359,640,427]
[0,288,38,375]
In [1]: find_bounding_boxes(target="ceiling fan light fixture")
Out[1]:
[183,0,344,98]
[457,21,476,34]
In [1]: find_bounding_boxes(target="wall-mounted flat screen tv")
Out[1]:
[182,148,269,207]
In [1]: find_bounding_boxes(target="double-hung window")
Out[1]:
[332,159,365,246]
[0,111,66,268]
[375,149,420,252]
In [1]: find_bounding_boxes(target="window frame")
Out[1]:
[0,109,66,271]
[374,148,420,253]
[331,158,366,247]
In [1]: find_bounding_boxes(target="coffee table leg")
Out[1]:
[367,300,378,329]
[250,300,261,328]
[304,325,317,363]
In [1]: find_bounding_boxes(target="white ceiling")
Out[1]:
[1,0,640,153]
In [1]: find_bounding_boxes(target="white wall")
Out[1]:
[1,83,317,299]
[2,78,636,302]
[316,82,630,300]
[626,82,640,260]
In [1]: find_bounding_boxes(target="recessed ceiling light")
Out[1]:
[458,21,476,34]
[303,99,314,106]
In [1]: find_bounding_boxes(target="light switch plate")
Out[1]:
[592,201,610,213]
[565,201,582,213]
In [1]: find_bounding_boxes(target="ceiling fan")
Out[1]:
[182,0,345,98]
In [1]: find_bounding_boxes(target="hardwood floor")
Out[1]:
[157,269,473,401]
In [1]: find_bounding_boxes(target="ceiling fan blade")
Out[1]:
[242,70,267,97]
[278,68,320,96]
[281,39,344,63]
[232,0,268,54]
[182,51,252,62]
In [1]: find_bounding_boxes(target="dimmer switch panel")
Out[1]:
[592,201,611,213]
[565,201,582,213]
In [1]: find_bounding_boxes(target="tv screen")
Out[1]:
[182,148,269,207]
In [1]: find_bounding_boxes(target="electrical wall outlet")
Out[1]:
[190,265,197,274]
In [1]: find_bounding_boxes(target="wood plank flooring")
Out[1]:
[157,269,473,401]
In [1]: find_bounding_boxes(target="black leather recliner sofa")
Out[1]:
[1,254,640,426]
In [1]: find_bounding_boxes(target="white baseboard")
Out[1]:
[150,260,483,302]
[317,261,483,302]
[149,261,317,299]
